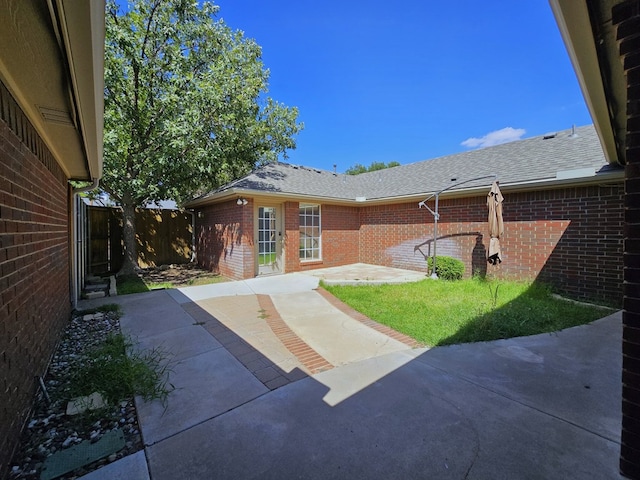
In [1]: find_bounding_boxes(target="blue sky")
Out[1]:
[214,0,592,173]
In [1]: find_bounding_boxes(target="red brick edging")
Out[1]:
[256,295,333,374]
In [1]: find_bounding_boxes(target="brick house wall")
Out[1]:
[283,201,301,273]
[298,204,359,271]
[0,82,72,477]
[358,184,623,304]
[195,198,254,280]
[283,202,360,272]
[614,1,640,477]
[359,199,488,274]
[517,185,624,305]
[195,182,623,305]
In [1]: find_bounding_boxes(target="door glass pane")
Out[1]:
[258,207,277,268]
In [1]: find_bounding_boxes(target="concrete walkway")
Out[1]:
[78,264,624,479]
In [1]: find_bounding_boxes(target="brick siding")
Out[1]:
[195,198,254,280]
[359,185,623,304]
[197,185,623,306]
[301,204,359,270]
[0,82,71,479]
[283,201,300,273]
[614,1,640,477]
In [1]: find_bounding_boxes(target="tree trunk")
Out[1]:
[119,201,139,275]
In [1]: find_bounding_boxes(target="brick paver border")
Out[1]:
[180,287,420,390]
[181,301,308,390]
[256,295,333,374]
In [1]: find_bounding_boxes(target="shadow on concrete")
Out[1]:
[80,284,622,480]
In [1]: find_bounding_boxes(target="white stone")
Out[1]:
[109,275,118,296]
[66,392,107,415]
[85,291,106,299]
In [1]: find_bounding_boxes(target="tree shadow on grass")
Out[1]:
[437,280,615,346]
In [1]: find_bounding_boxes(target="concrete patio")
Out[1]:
[78,264,624,479]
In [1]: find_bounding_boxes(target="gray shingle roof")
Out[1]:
[190,125,622,205]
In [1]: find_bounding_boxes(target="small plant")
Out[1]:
[68,333,174,405]
[488,283,500,309]
[116,275,149,295]
[427,256,465,280]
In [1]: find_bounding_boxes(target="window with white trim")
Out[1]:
[299,204,321,260]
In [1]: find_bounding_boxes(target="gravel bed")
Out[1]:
[9,310,143,480]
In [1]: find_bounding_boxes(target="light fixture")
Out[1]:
[237,197,248,206]
[197,211,204,218]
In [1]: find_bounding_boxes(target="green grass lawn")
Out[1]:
[323,278,616,346]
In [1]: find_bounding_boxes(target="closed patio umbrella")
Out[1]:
[487,180,504,265]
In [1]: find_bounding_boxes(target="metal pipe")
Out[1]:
[419,174,497,279]
[431,194,439,278]
[188,209,197,263]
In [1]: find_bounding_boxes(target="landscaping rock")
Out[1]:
[84,291,106,299]
[65,392,107,416]
[8,310,142,480]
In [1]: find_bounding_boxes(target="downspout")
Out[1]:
[188,209,197,263]
[71,179,100,308]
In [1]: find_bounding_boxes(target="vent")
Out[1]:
[38,106,74,126]
[543,132,557,140]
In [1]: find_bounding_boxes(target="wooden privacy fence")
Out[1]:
[88,206,193,274]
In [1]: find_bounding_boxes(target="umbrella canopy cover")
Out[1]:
[487,181,504,265]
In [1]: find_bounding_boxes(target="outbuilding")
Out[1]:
[187,124,624,305]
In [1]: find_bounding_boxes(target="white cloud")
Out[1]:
[461,127,526,149]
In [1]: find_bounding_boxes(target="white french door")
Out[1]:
[257,206,282,275]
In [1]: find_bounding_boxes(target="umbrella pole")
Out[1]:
[431,194,439,279]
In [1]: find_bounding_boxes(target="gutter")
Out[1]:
[70,178,99,310]
[186,167,624,209]
[72,177,100,194]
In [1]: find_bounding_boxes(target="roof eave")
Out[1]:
[186,169,623,209]
[0,0,104,181]
[59,0,105,181]
[549,0,626,165]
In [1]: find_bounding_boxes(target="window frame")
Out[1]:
[299,203,321,262]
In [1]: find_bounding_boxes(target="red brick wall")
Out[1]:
[510,186,623,304]
[195,198,254,280]
[359,185,623,304]
[196,185,623,305]
[282,202,360,273]
[283,201,300,273]
[307,204,359,269]
[359,201,483,273]
[614,1,640,477]
[0,82,72,479]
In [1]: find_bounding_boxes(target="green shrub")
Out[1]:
[427,256,464,281]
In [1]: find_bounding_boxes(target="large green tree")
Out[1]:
[103,0,302,274]
[345,161,401,175]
